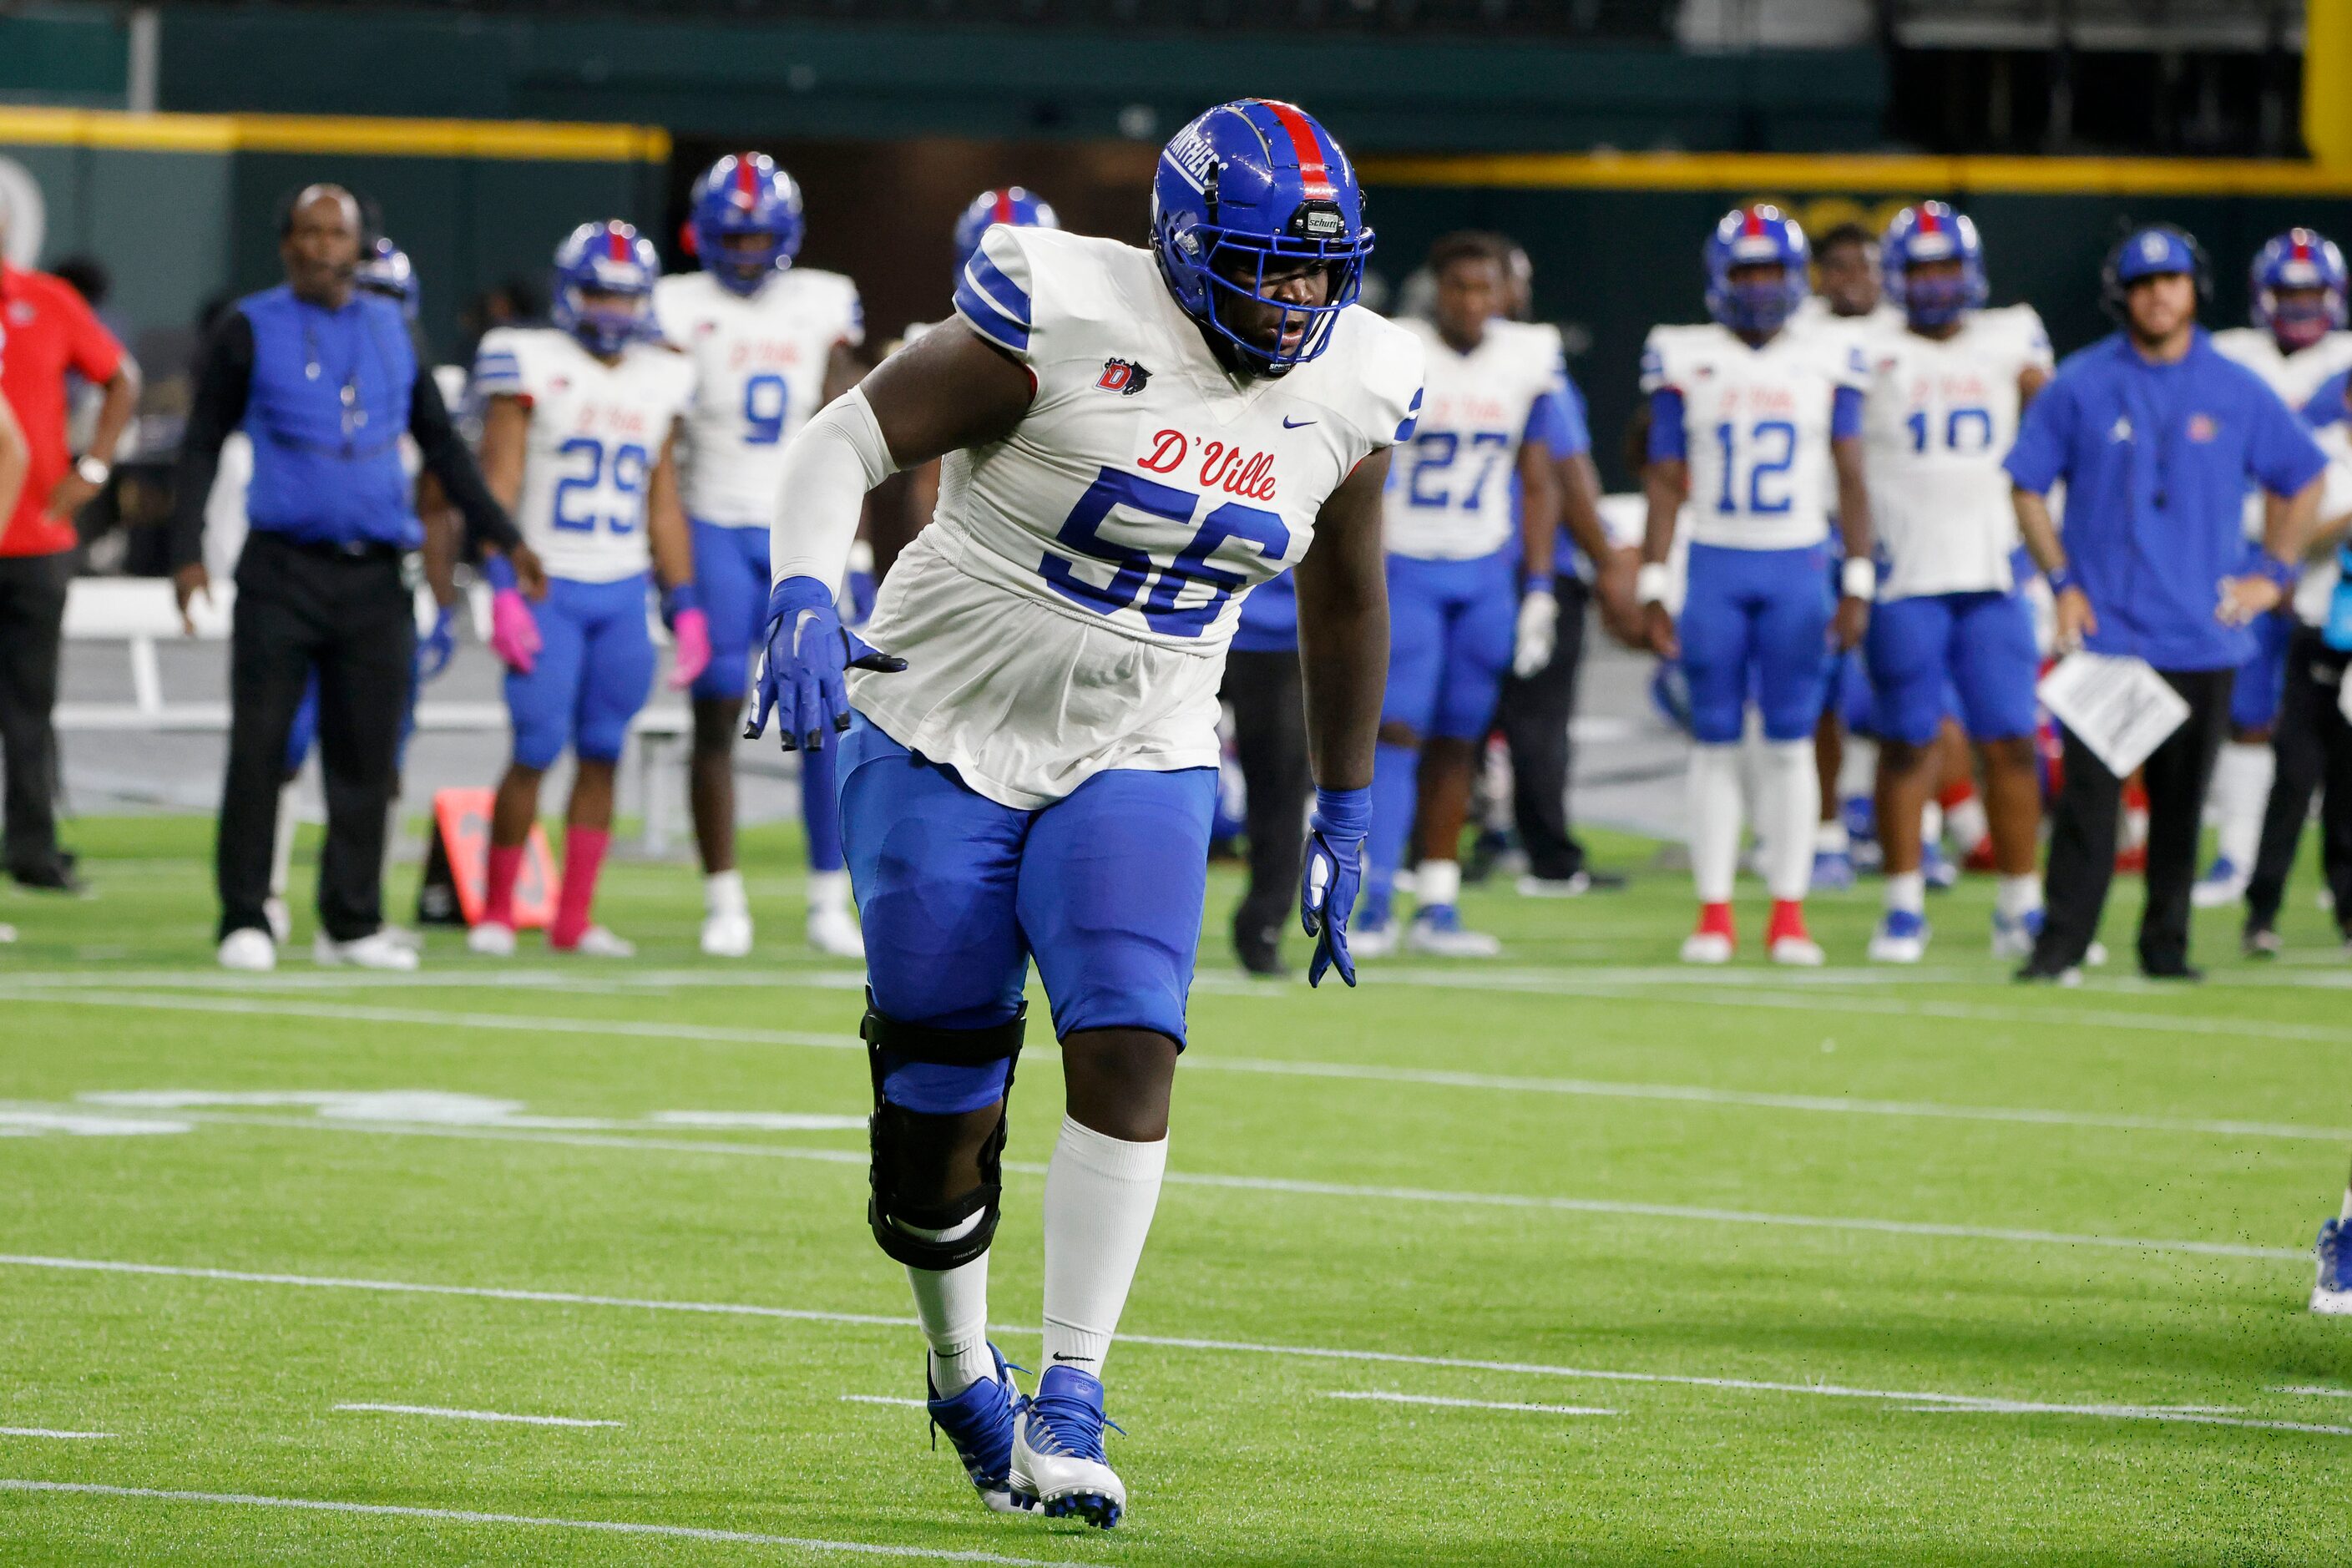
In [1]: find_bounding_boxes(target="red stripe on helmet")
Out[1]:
[1255,99,1336,201]
[1918,205,1940,235]
[993,189,1014,225]
[607,225,630,262]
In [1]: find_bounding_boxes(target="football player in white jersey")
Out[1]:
[746,99,1418,1527]
[2197,228,2352,909]
[467,222,702,959]
[1858,203,2054,964]
[1637,205,1874,966]
[1353,231,1562,958]
[654,154,867,959]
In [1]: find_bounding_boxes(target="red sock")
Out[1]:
[549,826,609,949]
[1695,901,1735,939]
[483,842,524,928]
[1767,898,1809,944]
[1938,779,1977,812]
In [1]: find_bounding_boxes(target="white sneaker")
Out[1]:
[2085,939,2110,968]
[1768,934,1826,967]
[380,924,425,954]
[2191,858,2248,909]
[313,928,418,971]
[1348,918,1399,959]
[0,923,14,943]
[466,921,517,957]
[1516,872,1593,898]
[1680,931,1734,964]
[807,905,866,959]
[700,910,754,959]
[1011,1366,1125,1530]
[553,925,635,959]
[218,928,276,972]
[263,896,291,944]
[1404,906,1502,958]
[1868,910,1929,964]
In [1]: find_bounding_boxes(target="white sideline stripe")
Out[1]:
[334,1403,620,1429]
[0,1427,110,1439]
[2272,1384,2352,1399]
[1,1254,2320,1430]
[144,1108,2304,1262]
[11,984,2345,1148]
[840,1395,928,1409]
[1319,1391,1617,1416]
[1900,1400,2352,1436]
[0,1479,1068,1565]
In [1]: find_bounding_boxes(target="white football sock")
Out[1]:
[1814,818,1850,854]
[1040,1115,1167,1378]
[1415,858,1461,909]
[807,867,852,916]
[1947,792,1990,852]
[1921,800,1945,854]
[1688,744,1744,905]
[898,1212,994,1399]
[704,868,748,919]
[1758,740,1819,903]
[2213,741,2274,872]
[1996,874,2042,920]
[1884,871,1926,918]
[1837,736,1878,802]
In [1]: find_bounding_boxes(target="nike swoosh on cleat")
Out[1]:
[1282,415,1317,428]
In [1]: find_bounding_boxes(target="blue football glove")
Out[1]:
[1300,786,1370,989]
[414,604,457,683]
[744,575,905,752]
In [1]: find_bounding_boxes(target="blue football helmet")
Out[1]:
[2251,227,2349,350]
[1703,205,1809,337]
[1150,99,1373,376]
[687,152,805,296]
[551,220,660,356]
[355,236,418,322]
[1881,201,1986,330]
[952,186,1059,286]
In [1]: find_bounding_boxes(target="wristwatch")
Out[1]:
[74,456,110,487]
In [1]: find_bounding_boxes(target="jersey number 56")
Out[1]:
[1043,467,1288,638]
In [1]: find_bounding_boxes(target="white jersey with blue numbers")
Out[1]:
[1860,305,2054,599]
[1642,321,1867,552]
[652,267,863,529]
[1383,317,1560,561]
[2212,326,2352,543]
[471,327,696,584]
[848,225,1424,811]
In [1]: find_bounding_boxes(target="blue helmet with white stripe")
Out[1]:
[1881,201,1987,330]
[355,236,418,323]
[1703,205,1809,337]
[1150,99,1373,377]
[687,153,804,296]
[551,220,659,357]
[951,187,1058,288]
[2251,228,2349,350]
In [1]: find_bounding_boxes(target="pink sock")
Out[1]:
[483,842,525,928]
[549,826,609,949]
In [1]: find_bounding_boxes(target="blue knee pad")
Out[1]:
[688,519,771,703]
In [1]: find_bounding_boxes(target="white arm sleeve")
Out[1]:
[771,386,899,587]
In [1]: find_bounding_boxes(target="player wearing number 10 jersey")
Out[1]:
[746,99,1419,1527]
[1637,205,1875,967]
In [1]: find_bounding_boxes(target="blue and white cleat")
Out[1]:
[1990,907,2043,960]
[926,1345,1039,1515]
[1921,842,1959,891]
[1810,847,1855,893]
[1349,911,1399,959]
[1405,903,1501,958]
[1011,1365,1125,1528]
[2191,855,2248,909]
[1868,908,1930,964]
[2314,1219,2352,1316]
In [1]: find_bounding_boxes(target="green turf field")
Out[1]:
[2,815,2349,1565]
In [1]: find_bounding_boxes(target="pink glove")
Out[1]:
[667,606,711,690]
[490,588,541,675]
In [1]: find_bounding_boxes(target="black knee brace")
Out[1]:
[864,994,1027,1272]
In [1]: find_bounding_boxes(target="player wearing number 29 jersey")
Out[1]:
[746,99,1417,1529]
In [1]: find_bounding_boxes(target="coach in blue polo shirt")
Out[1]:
[2006,224,2327,982]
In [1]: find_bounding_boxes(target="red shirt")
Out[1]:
[0,264,126,557]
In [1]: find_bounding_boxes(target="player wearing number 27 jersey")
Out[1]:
[746,99,1418,1529]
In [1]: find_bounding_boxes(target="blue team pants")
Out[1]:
[504,574,656,770]
[1866,590,2041,746]
[1680,541,1832,745]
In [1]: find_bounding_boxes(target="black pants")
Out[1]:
[1222,647,1313,955]
[218,534,414,943]
[1495,573,1592,880]
[2247,625,2352,933]
[2035,665,2233,973]
[0,552,72,879]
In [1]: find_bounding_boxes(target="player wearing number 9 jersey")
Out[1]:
[468,221,700,961]
[1637,204,1875,968]
[745,99,1419,1528]
[653,153,867,960]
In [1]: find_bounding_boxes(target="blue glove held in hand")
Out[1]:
[415,605,458,682]
[745,575,906,751]
[1300,786,1370,989]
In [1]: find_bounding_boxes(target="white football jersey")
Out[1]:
[2212,326,2352,543]
[1860,305,2054,599]
[1641,321,1867,551]
[1383,317,1560,560]
[471,327,696,584]
[653,268,863,529]
[849,226,1424,810]
[1790,296,1904,352]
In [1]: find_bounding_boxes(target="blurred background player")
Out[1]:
[1639,205,1874,967]
[1354,231,1561,958]
[468,221,703,959]
[1859,202,2052,964]
[656,153,867,959]
[2196,229,2352,910]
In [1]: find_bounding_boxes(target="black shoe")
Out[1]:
[2243,924,2283,959]
[11,853,84,895]
[2014,958,2082,986]
[1462,829,1515,886]
[2142,959,2205,982]
[1233,922,1287,979]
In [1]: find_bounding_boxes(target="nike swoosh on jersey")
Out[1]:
[1282,415,1318,428]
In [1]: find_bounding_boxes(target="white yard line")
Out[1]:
[1900,1399,2352,1436]
[0,1479,1069,1565]
[1,1253,2325,1433]
[1319,1391,1618,1416]
[333,1404,620,1429]
[2271,1384,2352,1399]
[840,1395,929,1409]
[0,1428,110,1439]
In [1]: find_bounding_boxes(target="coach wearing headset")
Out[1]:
[170,185,544,973]
[2006,225,2328,982]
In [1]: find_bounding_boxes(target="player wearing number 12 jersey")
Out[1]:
[746,99,1418,1527]
[655,153,867,959]
[1637,205,1875,966]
